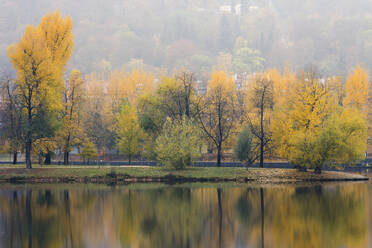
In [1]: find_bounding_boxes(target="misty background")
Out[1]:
[1,0,372,79]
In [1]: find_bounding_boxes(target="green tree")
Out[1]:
[138,70,199,159]
[291,109,367,173]
[116,103,145,164]
[234,127,257,166]
[232,48,265,74]
[155,117,201,170]
[80,141,98,165]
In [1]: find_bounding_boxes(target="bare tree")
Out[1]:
[245,77,274,168]
[0,74,23,164]
[197,72,237,166]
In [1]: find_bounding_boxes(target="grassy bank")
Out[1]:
[0,165,368,183]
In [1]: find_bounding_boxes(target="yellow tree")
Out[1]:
[60,70,85,165]
[39,11,73,67]
[103,69,155,152]
[343,65,369,115]
[38,11,74,164]
[198,70,237,166]
[272,70,366,173]
[8,26,56,168]
[125,69,155,105]
[116,103,145,164]
[8,11,73,168]
[343,65,370,145]
[272,71,333,170]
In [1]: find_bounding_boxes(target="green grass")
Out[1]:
[0,165,252,178]
[0,164,367,182]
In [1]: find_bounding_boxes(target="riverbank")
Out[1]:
[0,166,368,184]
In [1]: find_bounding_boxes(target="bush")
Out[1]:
[155,117,201,170]
[234,127,256,166]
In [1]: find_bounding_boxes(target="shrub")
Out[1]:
[234,127,257,166]
[155,117,201,169]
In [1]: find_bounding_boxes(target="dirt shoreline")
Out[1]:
[0,167,368,184]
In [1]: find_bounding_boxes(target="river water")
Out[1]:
[0,182,371,248]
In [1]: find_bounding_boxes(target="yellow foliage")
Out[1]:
[8,25,57,111]
[343,65,369,115]
[39,10,73,72]
[8,10,74,123]
[116,103,145,163]
[126,69,155,105]
[207,70,236,95]
[272,70,367,169]
[59,69,85,153]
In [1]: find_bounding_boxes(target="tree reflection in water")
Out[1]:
[0,183,370,248]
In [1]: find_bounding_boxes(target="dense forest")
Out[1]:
[1,0,372,79]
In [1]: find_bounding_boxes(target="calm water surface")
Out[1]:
[0,182,371,248]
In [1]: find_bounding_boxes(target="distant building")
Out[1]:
[195,80,207,95]
[219,4,258,16]
[235,4,242,15]
[219,5,232,13]
[234,73,254,91]
[249,6,259,12]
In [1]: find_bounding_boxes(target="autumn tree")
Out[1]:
[343,66,370,143]
[8,11,73,168]
[152,70,198,120]
[60,70,85,165]
[315,109,366,168]
[116,103,145,164]
[0,76,23,164]
[155,117,201,169]
[272,71,334,171]
[37,11,74,165]
[245,74,274,168]
[138,70,199,158]
[197,71,237,166]
[82,73,113,155]
[271,69,367,173]
[343,65,369,115]
[80,140,98,165]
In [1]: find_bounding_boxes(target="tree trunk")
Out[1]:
[12,152,17,165]
[26,98,32,169]
[63,151,69,165]
[217,146,222,167]
[128,154,132,165]
[260,141,264,168]
[217,188,223,248]
[44,153,51,165]
[260,100,264,168]
[25,139,32,169]
[260,188,264,248]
